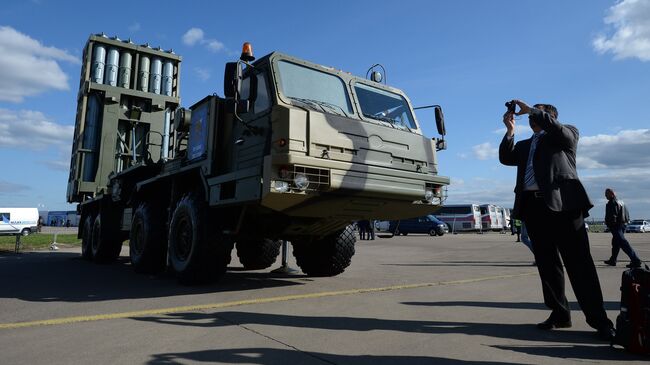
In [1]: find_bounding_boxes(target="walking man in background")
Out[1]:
[603,188,642,268]
[499,100,614,340]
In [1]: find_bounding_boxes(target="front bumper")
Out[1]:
[261,154,449,220]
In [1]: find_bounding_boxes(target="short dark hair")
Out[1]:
[533,104,558,119]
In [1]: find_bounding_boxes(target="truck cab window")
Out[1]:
[354,83,416,130]
[240,72,271,114]
[276,60,353,116]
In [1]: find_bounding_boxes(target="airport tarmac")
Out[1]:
[1,231,648,364]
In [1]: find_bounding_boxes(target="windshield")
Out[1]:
[277,60,353,116]
[354,83,416,129]
[630,220,645,225]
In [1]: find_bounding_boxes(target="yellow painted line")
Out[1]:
[0,271,536,330]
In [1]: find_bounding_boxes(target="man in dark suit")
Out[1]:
[499,100,614,340]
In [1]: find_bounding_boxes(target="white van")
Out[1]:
[0,208,39,236]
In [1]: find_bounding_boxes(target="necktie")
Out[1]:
[524,133,540,188]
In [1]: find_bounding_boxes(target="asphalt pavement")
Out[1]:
[0,231,648,364]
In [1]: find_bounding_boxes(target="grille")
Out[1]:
[278,165,330,192]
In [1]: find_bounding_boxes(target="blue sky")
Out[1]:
[1,0,649,220]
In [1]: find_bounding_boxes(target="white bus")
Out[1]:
[436,204,482,232]
[0,208,39,236]
[494,206,505,231]
[479,204,502,231]
[502,208,511,231]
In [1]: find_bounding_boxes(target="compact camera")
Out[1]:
[505,100,516,113]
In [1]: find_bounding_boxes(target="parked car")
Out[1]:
[389,215,449,236]
[626,220,650,233]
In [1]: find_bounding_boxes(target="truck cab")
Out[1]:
[180,51,450,235]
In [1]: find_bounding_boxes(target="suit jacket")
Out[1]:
[499,108,593,220]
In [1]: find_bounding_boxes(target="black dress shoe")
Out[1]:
[537,317,572,330]
[626,261,642,268]
[603,259,616,266]
[597,326,615,341]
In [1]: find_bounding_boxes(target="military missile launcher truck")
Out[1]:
[68,34,450,283]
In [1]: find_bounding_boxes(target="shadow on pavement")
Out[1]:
[383,260,538,268]
[134,311,601,345]
[0,251,304,303]
[402,300,621,311]
[136,311,644,362]
[492,344,648,362]
[148,347,519,365]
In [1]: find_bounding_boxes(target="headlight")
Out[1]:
[294,173,309,191]
[273,180,290,193]
[424,189,434,203]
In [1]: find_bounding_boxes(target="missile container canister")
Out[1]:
[104,47,120,86]
[118,51,132,89]
[138,55,150,92]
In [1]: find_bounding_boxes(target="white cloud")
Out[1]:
[445,177,516,208]
[580,169,650,220]
[0,180,30,194]
[0,109,74,150]
[576,128,650,217]
[0,109,73,171]
[194,67,211,81]
[0,26,79,102]
[493,124,532,136]
[181,27,227,53]
[40,160,70,172]
[182,28,204,46]
[206,39,225,52]
[472,142,497,160]
[452,128,650,217]
[578,129,650,170]
[593,0,650,61]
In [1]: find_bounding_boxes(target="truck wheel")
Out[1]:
[91,214,123,263]
[292,225,356,277]
[21,228,31,236]
[130,203,167,273]
[168,195,232,284]
[236,239,281,270]
[81,216,94,260]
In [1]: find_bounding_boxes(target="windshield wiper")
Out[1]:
[317,100,349,118]
[363,112,412,132]
[288,97,349,117]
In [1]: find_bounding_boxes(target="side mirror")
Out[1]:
[224,62,242,98]
[434,105,446,136]
[248,73,258,102]
[174,107,191,132]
